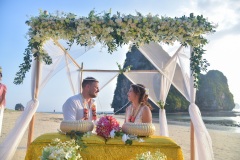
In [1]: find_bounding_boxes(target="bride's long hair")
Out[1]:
[131,84,153,110]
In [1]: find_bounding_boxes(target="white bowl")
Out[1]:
[60,120,94,133]
[122,123,155,136]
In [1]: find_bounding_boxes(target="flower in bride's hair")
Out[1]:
[145,88,149,95]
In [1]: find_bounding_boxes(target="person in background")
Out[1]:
[125,84,152,123]
[0,67,7,136]
[62,77,99,121]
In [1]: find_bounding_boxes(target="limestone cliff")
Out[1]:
[111,47,235,112]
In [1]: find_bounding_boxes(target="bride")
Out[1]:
[125,84,152,123]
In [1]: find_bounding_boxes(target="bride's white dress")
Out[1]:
[125,105,147,123]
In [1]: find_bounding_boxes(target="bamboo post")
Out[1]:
[189,46,195,160]
[27,115,35,147]
[190,121,195,160]
[27,60,40,147]
[80,63,83,93]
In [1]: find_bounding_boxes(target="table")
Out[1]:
[25,133,184,160]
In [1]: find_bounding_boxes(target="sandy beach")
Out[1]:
[0,110,239,160]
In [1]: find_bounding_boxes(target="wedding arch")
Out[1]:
[0,10,216,160]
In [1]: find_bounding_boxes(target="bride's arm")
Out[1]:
[124,106,131,123]
[142,106,152,123]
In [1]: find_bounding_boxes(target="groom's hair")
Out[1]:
[82,77,99,88]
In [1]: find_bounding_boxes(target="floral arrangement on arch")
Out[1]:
[15,9,217,88]
[96,115,120,139]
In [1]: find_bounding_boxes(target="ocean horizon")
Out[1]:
[39,109,240,133]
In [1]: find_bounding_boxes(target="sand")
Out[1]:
[0,110,239,160]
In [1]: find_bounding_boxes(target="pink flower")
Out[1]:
[96,115,120,139]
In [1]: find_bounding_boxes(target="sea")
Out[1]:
[164,110,240,133]
[47,110,240,133]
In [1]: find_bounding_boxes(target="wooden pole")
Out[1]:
[190,121,195,160]
[53,39,81,69]
[189,46,195,160]
[27,115,35,147]
[27,60,40,147]
[80,63,83,93]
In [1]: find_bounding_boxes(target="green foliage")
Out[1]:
[196,70,235,110]
[165,87,189,112]
[113,129,133,145]
[117,62,132,74]
[157,101,165,109]
[66,130,87,149]
[190,45,210,88]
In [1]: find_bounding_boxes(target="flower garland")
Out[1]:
[129,116,135,123]
[128,104,141,123]
[14,10,216,88]
[83,104,97,121]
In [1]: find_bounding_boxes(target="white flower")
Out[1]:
[83,131,93,137]
[145,88,149,95]
[40,139,82,160]
[65,151,72,159]
[122,134,129,142]
[31,48,38,53]
[48,152,57,159]
[138,138,144,143]
[110,129,115,138]
[115,18,122,24]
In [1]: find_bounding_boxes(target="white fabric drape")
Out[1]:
[40,39,92,92]
[178,47,214,160]
[138,43,183,136]
[123,72,161,106]
[138,42,189,100]
[158,49,179,136]
[0,60,40,160]
[0,100,39,160]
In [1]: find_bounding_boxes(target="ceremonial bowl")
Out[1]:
[122,122,155,136]
[60,120,94,133]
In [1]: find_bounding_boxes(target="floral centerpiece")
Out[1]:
[40,138,82,160]
[96,115,120,139]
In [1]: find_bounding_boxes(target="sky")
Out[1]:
[0,0,239,112]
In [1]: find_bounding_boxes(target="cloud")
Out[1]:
[195,0,240,31]
[179,0,240,41]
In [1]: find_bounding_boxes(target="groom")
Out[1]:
[62,77,99,121]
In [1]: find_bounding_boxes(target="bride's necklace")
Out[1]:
[129,104,141,123]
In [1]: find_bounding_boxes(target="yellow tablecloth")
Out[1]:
[25,133,184,160]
